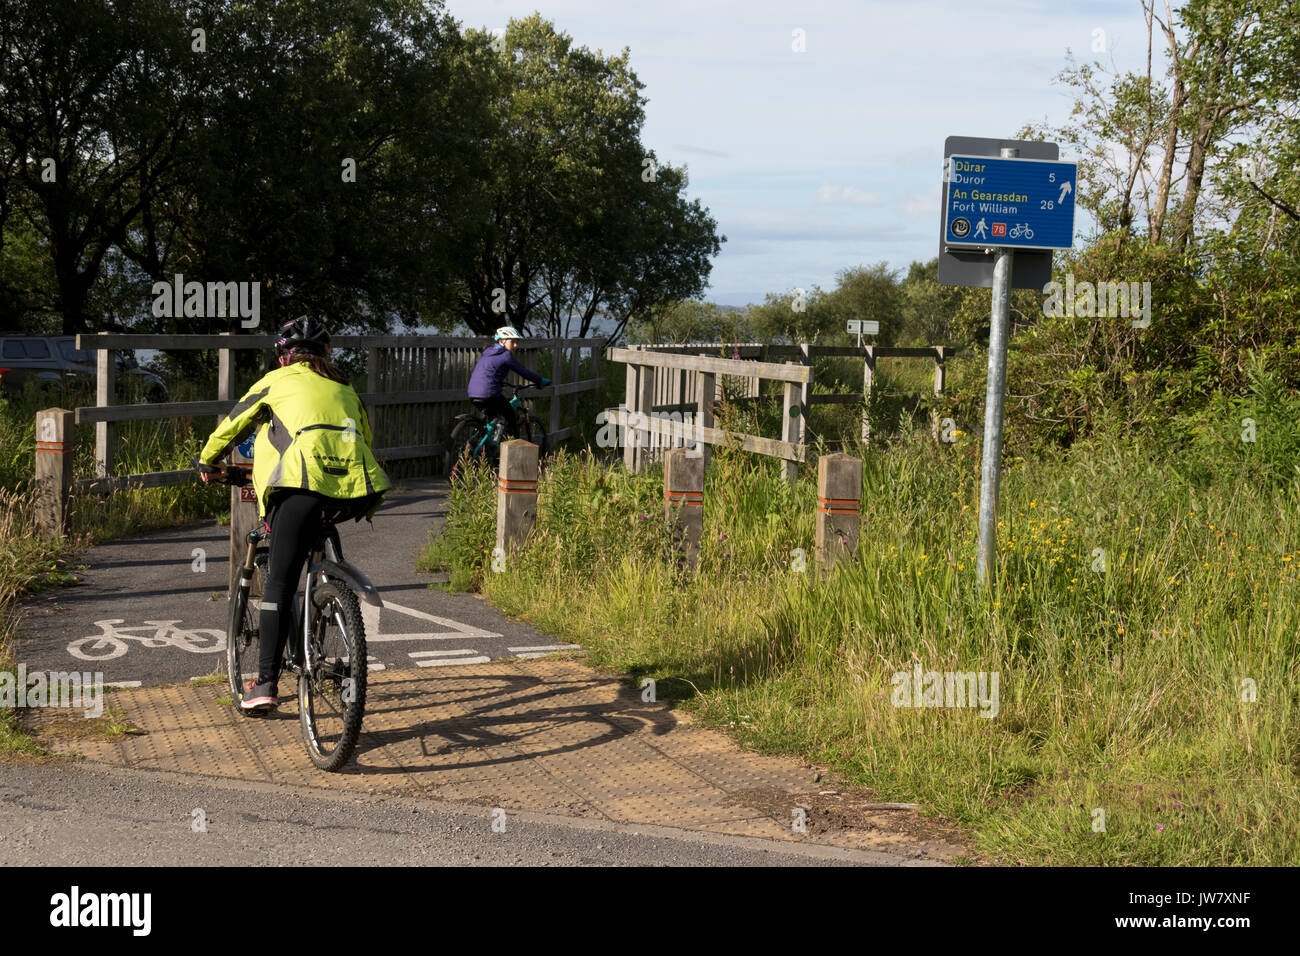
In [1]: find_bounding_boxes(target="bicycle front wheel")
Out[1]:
[522,417,547,454]
[298,580,366,771]
[226,578,259,706]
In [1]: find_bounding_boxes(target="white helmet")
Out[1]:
[494,326,522,342]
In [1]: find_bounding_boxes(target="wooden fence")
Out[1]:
[608,342,950,481]
[67,332,606,495]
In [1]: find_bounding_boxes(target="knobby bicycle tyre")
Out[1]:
[298,580,367,771]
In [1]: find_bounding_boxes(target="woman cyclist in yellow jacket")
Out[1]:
[198,316,390,710]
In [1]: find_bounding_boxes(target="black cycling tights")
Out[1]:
[258,490,327,684]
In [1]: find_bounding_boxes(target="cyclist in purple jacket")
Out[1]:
[467,326,550,438]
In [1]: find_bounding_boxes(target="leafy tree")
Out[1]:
[626,300,752,345]
[820,262,903,345]
[167,0,491,336]
[0,0,196,334]
[1045,0,1299,249]
[456,15,722,340]
[896,259,968,346]
[745,285,839,344]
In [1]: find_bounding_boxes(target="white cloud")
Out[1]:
[815,183,885,207]
[899,185,942,219]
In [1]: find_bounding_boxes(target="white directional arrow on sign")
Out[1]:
[1058,181,1072,204]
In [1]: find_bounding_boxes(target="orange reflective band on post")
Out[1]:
[817,496,860,515]
[663,490,703,507]
[498,478,537,494]
[36,441,67,453]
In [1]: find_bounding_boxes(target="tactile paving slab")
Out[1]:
[50,659,964,859]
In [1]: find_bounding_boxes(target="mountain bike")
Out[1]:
[192,457,382,771]
[446,382,547,471]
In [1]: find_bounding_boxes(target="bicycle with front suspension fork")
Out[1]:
[193,457,382,771]
[446,382,547,472]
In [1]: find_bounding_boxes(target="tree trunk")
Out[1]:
[1149,71,1184,245]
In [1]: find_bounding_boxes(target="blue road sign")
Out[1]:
[943,154,1077,251]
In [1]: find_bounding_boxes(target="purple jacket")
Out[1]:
[467,344,544,398]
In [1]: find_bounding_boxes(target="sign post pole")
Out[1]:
[976,147,1018,589]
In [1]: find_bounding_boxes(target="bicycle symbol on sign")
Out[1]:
[68,620,226,661]
[1008,223,1034,239]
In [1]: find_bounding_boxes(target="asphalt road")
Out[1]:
[12,480,573,687]
[0,761,899,867]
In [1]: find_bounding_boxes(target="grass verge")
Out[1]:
[423,430,1300,865]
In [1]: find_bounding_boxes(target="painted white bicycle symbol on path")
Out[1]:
[68,620,226,661]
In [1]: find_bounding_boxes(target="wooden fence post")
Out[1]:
[569,343,581,421]
[695,370,715,471]
[636,360,655,472]
[861,345,876,446]
[496,439,539,563]
[549,337,562,437]
[816,453,861,571]
[780,343,811,483]
[931,346,947,443]
[95,332,115,478]
[663,447,704,568]
[34,408,74,538]
[218,333,236,403]
[624,360,638,473]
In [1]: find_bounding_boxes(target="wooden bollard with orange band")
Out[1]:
[34,408,75,538]
[663,447,704,568]
[815,452,862,571]
[495,439,540,565]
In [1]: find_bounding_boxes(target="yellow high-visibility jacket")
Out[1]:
[199,363,390,520]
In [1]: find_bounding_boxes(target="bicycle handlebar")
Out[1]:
[191,455,251,487]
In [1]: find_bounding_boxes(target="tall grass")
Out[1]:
[0,488,73,754]
[424,425,1300,865]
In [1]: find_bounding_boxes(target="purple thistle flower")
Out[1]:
[1156,823,1164,832]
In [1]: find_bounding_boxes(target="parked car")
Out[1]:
[0,336,168,402]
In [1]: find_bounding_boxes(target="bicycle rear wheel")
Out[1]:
[226,574,259,707]
[447,417,488,474]
[298,580,366,771]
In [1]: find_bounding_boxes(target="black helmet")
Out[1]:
[275,315,330,357]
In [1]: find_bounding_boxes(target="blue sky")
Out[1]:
[447,0,1154,306]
